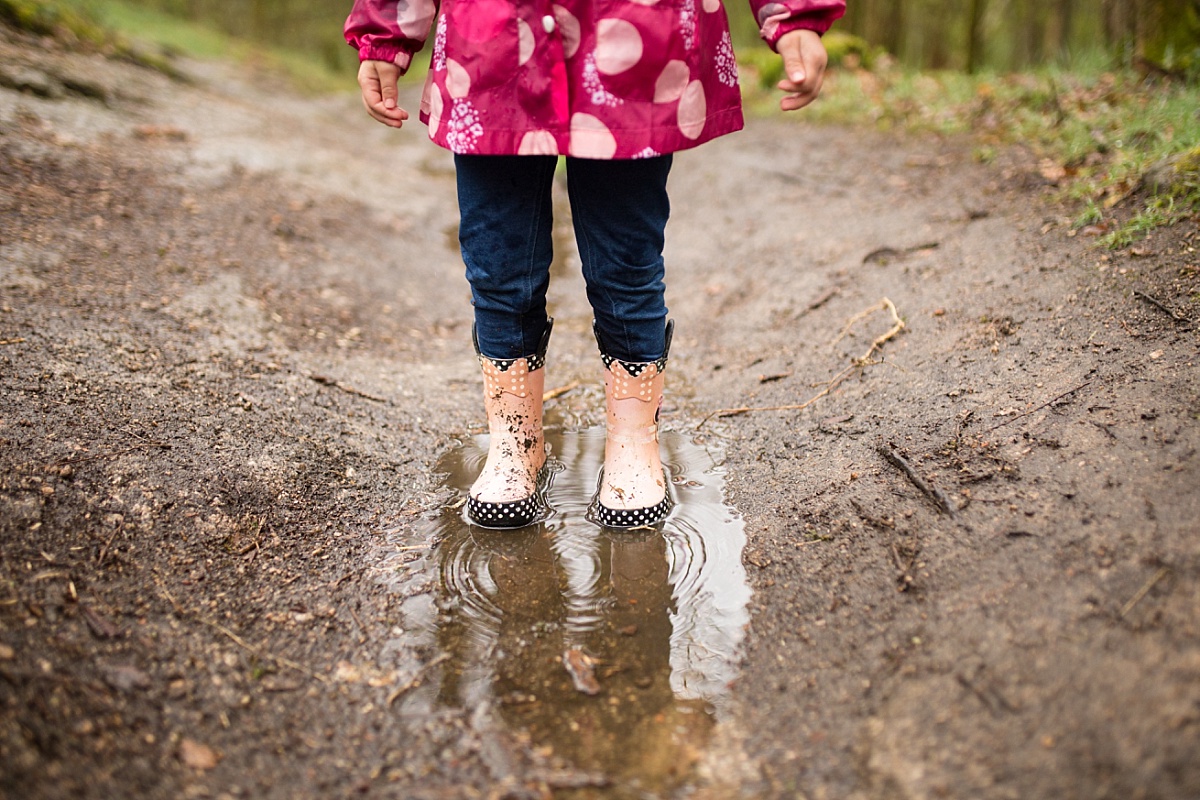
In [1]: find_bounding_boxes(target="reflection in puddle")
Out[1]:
[375,427,750,797]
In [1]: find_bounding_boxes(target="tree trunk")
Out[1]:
[966,0,988,72]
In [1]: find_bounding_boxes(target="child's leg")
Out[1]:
[566,156,675,526]
[456,154,557,358]
[455,154,557,527]
[566,156,673,362]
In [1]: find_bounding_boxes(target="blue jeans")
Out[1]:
[455,154,673,363]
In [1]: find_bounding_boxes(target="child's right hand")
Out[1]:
[357,60,409,128]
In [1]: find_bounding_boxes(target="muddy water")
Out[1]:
[373,423,751,796]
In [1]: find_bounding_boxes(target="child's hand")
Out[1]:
[775,29,829,112]
[358,60,409,128]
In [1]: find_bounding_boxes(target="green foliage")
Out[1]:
[837,0,1200,75]
[0,0,110,44]
[749,60,1200,245]
[1102,145,1200,246]
[114,0,359,75]
[736,32,880,92]
[36,0,350,93]
[823,31,884,70]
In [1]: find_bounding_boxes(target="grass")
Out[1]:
[90,0,354,94]
[737,49,1200,247]
[3,0,357,94]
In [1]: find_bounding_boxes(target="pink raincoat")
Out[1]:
[345,0,845,159]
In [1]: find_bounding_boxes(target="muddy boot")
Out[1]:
[589,321,674,528]
[466,320,553,529]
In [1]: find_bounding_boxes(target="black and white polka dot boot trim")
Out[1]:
[466,466,551,530]
[587,469,673,529]
[466,492,546,529]
[588,492,673,529]
[473,318,553,373]
[593,319,674,376]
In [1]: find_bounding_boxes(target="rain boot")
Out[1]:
[466,319,553,529]
[589,321,674,528]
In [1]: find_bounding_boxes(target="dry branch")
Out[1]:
[1133,290,1190,326]
[1119,567,1170,618]
[985,380,1095,433]
[309,374,387,403]
[387,653,451,706]
[700,298,906,426]
[543,380,581,402]
[877,444,956,516]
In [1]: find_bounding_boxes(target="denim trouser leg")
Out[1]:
[567,155,672,363]
[455,154,556,361]
[455,153,672,363]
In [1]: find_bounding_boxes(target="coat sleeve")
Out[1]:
[749,0,846,50]
[344,0,439,73]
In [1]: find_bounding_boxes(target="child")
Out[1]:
[346,0,845,528]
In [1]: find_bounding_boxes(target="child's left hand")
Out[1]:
[775,29,829,112]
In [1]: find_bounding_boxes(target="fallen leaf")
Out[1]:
[562,649,601,696]
[1039,159,1066,183]
[179,738,219,770]
[82,605,120,639]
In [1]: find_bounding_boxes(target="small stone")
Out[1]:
[333,661,361,683]
[100,663,151,693]
[179,738,219,770]
[0,644,14,660]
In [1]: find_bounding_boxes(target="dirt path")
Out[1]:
[2,25,1198,800]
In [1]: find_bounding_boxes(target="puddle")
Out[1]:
[373,425,751,797]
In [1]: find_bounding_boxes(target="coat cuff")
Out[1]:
[357,44,413,74]
[759,3,846,50]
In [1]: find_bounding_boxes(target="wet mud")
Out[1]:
[1,21,1198,800]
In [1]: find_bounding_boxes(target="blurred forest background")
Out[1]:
[4,0,1200,245]
[38,0,1200,76]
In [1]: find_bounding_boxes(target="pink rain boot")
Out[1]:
[589,321,674,528]
[466,320,553,529]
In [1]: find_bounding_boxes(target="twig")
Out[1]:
[158,587,327,684]
[890,538,918,592]
[1119,567,1170,618]
[204,619,328,683]
[956,673,1017,716]
[348,605,366,636]
[0,338,27,346]
[536,771,612,790]
[792,287,839,320]
[700,298,905,427]
[985,380,1095,433]
[543,380,581,402]
[387,653,451,706]
[96,523,123,567]
[309,374,387,403]
[877,444,956,516]
[1133,290,1190,326]
[50,441,171,468]
[862,241,940,266]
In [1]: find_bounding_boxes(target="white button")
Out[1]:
[542,14,556,34]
